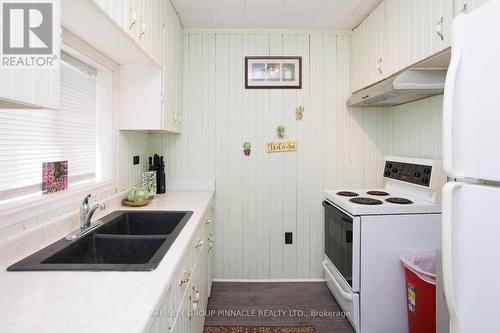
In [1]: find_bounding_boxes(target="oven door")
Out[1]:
[323,200,360,292]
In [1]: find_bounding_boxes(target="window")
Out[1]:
[0,52,102,200]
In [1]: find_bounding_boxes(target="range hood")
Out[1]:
[347,69,448,107]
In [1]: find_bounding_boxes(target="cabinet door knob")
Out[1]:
[376,58,383,75]
[128,7,137,31]
[436,17,444,41]
[139,21,146,39]
[205,219,212,225]
[195,239,204,249]
[192,286,200,300]
[180,270,191,286]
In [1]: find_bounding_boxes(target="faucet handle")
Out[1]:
[82,194,91,205]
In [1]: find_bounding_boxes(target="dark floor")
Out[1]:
[204,282,355,333]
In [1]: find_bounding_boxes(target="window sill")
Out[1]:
[0,180,116,230]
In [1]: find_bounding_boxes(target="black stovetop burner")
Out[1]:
[337,191,359,197]
[349,197,383,205]
[366,191,390,196]
[386,197,414,204]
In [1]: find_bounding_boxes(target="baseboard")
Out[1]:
[213,278,326,283]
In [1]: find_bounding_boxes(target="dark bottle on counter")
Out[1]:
[150,154,166,194]
[148,157,153,171]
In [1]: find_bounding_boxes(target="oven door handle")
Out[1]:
[342,217,353,224]
[322,261,353,301]
[322,200,333,208]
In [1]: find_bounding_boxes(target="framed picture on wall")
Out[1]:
[245,56,302,89]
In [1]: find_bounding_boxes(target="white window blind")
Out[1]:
[0,53,98,199]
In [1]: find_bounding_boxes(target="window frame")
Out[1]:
[0,32,118,228]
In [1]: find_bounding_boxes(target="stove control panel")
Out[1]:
[384,161,432,187]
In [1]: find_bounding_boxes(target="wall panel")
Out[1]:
[156,31,400,279]
[389,95,443,160]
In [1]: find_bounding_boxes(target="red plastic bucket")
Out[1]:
[400,254,436,333]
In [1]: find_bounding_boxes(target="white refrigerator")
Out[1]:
[442,1,500,332]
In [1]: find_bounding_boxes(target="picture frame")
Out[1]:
[245,56,302,89]
[42,161,68,194]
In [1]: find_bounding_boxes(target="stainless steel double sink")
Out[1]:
[7,211,193,271]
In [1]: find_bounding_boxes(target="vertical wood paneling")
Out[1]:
[241,34,255,278]
[309,35,326,278]
[228,33,244,279]
[253,34,272,279]
[295,33,312,278]
[282,34,301,278]
[116,131,153,191]
[268,33,284,279]
[157,31,403,280]
[389,95,443,159]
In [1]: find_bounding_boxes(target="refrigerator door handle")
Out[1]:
[442,182,462,333]
[443,15,465,179]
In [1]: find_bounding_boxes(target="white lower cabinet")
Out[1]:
[149,202,215,333]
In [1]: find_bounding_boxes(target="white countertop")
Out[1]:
[0,191,214,333]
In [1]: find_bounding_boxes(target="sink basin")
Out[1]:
[7,210,193,271]
[42,234,167,265]
[97,211,187,235]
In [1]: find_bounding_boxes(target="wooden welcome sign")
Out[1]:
[266,140,297,153]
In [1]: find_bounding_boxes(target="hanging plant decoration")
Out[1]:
[295,106,304,120]
[267,125,297,153]
[243,142,252,156]
[276,125,286,139]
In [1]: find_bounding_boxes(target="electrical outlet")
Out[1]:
[133,156,140,165]
[285,232,293,244]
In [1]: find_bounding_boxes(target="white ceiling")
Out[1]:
[171,0,383,30]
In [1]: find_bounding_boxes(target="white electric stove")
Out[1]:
[323,156,447,333]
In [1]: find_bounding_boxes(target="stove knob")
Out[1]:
[422,177,430,185]
[388,163,393,169]
[423,167,431,175]
[384,171,391,177]
[392,167,398,173]
[414,171,421,178]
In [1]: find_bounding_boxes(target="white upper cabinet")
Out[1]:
[351,2,386,93]
[385,0,453,78]
[0,0,60,109]
[351,0,455,93]
[118,65,163,131]
[92,0,183,133]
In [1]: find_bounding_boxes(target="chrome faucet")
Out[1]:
[66,194,105,241]
[80,194,105,229]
